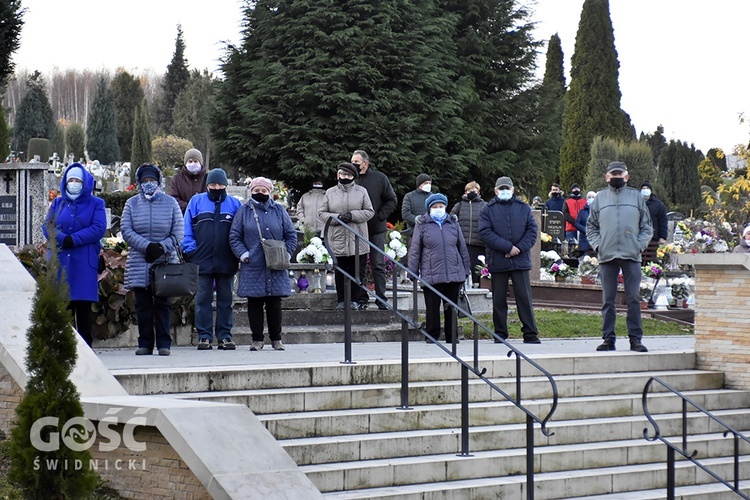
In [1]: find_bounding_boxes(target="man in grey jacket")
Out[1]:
[587,161,653,352]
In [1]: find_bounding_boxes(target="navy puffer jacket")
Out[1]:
[408,214,471,285]
[478,196,538,272]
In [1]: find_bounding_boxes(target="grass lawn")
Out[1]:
[458,308,693,339]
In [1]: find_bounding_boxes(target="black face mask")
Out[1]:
[570,191,581,199]
[552,192,561,197]
[608,177,626,189]
[467,192,478,200]
[252,192,270,203]
[338,178,354,185]
[208,188,226,202]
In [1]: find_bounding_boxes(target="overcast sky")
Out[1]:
[13,0,750,154]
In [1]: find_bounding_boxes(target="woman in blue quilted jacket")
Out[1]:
[408,193,471,344]
[121,164,183,356]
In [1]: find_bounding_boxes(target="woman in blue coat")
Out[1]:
[121,164,183,356]
[230,177,297,352]
[408,193,471,343]
[44,163,106,347]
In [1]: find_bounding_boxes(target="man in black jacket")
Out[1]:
[640,181,667,263]
[352,150,398,309]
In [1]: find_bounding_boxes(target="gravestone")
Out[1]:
[667,212,685,243]
[531,211,541,281]
[226,184,248,202]
[543,209,565,243]
[0,162,48,247]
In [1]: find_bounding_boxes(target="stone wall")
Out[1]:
[679,253,750,389]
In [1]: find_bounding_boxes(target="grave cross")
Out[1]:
[2,172,11,194]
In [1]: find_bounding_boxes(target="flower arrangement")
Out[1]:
[295,236,331,264]
[578,255,599,277]
[670,277,691,301]
[676,218,734,253]
[639,282,654,302]
[385,230,407,261]
[549,261,576,278]
[541,250,561,268]
[641,261,664,279]
[540,231,554,250]
[475,255,490,280]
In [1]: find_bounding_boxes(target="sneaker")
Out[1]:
[596,339,616,351]
[197,339,212,350]
[157,348,170,356]
[493,334,508,344]
[353,302,368,311]
[336,301,345,311]
[629,337,649,353]
[135,347,152,355]
[377,303,388,310]
[218,339,236,350]
[271,340,285,351]
[523,334,542,344]
[250,341,264,351]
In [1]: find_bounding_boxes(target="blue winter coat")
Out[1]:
[478,196,538,273]
[574,204,591,252]
[408,214,471,285]
[182,192,242,275]
[43,164,107,302]
[121,176,184,289]
[229,199,297,298]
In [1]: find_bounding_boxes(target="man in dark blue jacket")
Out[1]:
[479,176,541,344]
[183,168,242,350]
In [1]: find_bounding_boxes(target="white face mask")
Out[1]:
[430,208,445,218]
[186,161,202,173]
[497,190,512,201]
[587,197,595,205]
[641,188,651,198]
[420,183,432,193]
[66,181,83,195]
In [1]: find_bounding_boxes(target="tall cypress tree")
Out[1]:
[130,99,152,185]
[215,0,465,196]
[172,70,216,167]
[0,0,24,91]
[65,122,85,162]
[86,76,120,164]
[9,241,98,497]
[111,70,144,162]
[13,71,55,156]
[657,140,702,214]
[559,0,633,190]
[156,25,190,135]
[0,102,9,161]
[537,33,566,193]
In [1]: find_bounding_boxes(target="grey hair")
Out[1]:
[353,149,369,162]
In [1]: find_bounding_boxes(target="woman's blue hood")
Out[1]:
[59,162,96,201]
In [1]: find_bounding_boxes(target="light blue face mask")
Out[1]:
[66,181,83,195]
[430,208,445,219]
[141,181,159,196]
[497,190,512,201]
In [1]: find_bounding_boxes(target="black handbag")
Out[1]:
[457,285,472,318]
[151,246,199,298]
[251,204,291,270]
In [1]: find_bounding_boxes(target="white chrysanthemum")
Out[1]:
[310,237,323,246]
[396,247,407,259]
[389,239,403,251]
[386,249,396,260]
[390,231,402,240]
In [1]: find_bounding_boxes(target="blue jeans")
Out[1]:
[600,259,643,341]
[195,274,235,342]
[133,286,172,350]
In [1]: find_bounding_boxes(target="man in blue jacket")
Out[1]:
[587,162,653,353]
[183,168,242,350]
[479,176,541,344]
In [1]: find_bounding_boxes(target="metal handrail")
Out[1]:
[322,216,558,499]
[643,376,750,499]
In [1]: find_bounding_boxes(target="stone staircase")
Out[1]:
[111,350,750,499]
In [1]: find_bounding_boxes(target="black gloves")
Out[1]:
[145,242,165,263]
[62,235,74,249]
[339,212,352,223]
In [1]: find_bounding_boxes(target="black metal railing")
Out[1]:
[322,216,558,499]
[643,376,750,499]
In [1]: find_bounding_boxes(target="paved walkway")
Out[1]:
[96,336,695,371]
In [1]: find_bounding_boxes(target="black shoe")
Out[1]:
[197,339,212,350]
[494,334,508,344]
[523,335,541,344]
[336,301,345,311]
[354,302,368,310]
[218,339,236,350]
[158,348,170,356]
[629,337,648,352]
[377,303,388,310]
[596,339,616,351]
[135,347,152,355]
[446,338,460,344]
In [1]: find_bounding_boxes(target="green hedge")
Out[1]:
[99,191,137,217]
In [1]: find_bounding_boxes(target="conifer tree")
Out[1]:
[111,70,144,162]
[13,71,54,156]
[706,147,727,171]
[65,122,85,162]
[130,99,152,184]
[0,102,9,161]
[156,25,190,135]
[638,125,667,165]
[51,121,65,159]
[0,0,24,91]
[172,70,216,168]
[86,77,120,164]
[9,239,98,498]
[585,136,656,192]
[657,140,702,214]
[537,33,566,193]
[560,0,633,189]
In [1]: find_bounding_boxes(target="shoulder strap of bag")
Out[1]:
[250,203,265,242]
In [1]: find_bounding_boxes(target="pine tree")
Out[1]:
[13,71,55,157]
[9,239,98,498]
[155,25,190,135]
[111,70,144,162]
[585,136,656,193]
[172,70,216,168]
[0,0,24,90]
[130,99,152,185]
[0,101,9,161]
[536,33,566,194]
[51,121,65,159]
[657,140,702,214]
[86,77,120,164]
[559,0,633,189]
[65,122,85,163]
[638,125,667,165]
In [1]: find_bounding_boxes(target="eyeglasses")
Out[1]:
[337,170,354,178]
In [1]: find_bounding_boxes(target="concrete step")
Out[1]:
[211,324,423,345]
[319,456,750,499]
[300,433,747,493]
[566,481,750,499]
[161,370,724,414]
[279,408,750,465]
[111,351,697,395]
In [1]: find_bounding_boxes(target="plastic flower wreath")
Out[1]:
[295,237,331,264]
[578,255,599,277]
[385,230,407,261]
[641,261,664,279]
[549,261,575,277]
